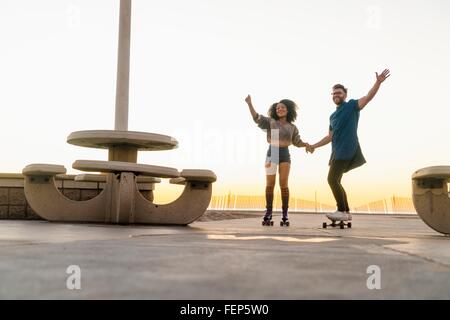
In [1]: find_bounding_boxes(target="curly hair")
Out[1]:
[267,99,298,123]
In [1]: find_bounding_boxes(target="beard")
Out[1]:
[333,97,344,105]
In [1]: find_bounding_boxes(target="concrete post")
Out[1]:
[114,0,132,131]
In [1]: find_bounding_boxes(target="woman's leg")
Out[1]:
[264,162,276,219]
[279,162,291,219]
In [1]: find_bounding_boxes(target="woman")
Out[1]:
[245,94,310,226]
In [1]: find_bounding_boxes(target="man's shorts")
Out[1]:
[265,145,291,175]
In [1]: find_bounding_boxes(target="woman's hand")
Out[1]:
[245,94,252,105]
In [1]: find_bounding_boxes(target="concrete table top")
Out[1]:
[67,130,179,151]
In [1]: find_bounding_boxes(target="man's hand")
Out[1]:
[358,68,391,110]
[375,69,390,84]
[245,95,252,105]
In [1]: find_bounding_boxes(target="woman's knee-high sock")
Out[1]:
[265,186,274,217]
[281,187,289,219]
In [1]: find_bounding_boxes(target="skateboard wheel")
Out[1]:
[286,221,290,227]
[280,221,283,226]
[270,221,274,226]
[340,223,344,229]
[322,222,327,229]
[348,222,352,228]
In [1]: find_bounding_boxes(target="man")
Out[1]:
[308,69,391,221]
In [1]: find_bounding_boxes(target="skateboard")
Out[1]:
[322,218,352,229]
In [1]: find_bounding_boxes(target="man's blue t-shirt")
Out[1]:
[329,99,360,160]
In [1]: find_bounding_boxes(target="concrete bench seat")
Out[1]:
[22,164,67,176]
[412,166,450,235]
[181,169,217,182]
[170,170,217,185]
[169,177,186,185]
[74,173,161,184]
[72,160,179,178]
[412,166,450,181]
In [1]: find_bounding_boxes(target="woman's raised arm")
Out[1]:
[245,95,258,121]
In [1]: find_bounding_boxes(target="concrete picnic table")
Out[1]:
[21,1,217,225]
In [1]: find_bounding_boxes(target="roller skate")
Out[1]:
[280,210,290,227]
[262,209,274,226]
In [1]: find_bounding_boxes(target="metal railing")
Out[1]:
[208,193,416,214]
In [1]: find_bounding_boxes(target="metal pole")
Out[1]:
[314,191,317,213]
[114,0,132,131]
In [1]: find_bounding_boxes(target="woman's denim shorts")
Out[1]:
[265,145,291,164]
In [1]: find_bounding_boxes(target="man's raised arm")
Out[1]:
[358,69,391,110]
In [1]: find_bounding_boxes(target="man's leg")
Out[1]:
[327,160,351,212]
[342,188,350,212]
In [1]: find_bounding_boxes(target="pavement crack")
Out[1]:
[381,245,450,269]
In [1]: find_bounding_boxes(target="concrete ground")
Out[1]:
[0,212,449,299]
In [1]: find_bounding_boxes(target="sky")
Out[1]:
[0,0,449,206]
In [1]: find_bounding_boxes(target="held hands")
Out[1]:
[305,143,315,154]
[375,69,391,84]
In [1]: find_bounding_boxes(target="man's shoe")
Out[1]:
[326,211,348,221]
